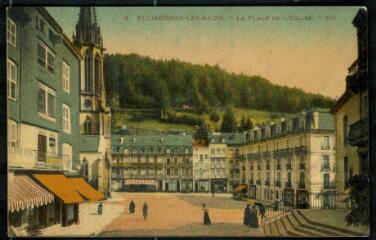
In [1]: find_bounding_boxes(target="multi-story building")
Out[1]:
[72,7,112,196]
[193,139,211,192]
[238,108,336,208]
[208,133,230,192]
[111,134,193,192]
[7,7,103,234]
[331,8,368,193]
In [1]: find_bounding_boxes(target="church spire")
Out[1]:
[73,7,103,48]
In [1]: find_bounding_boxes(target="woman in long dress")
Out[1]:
[129,200,135,214]
[202,204,211,225]
[249,205,259,228]
[243,204,251,226]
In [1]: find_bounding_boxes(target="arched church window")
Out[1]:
[84,116,92,135]
[94,54,101,96]
[85,51,92,93]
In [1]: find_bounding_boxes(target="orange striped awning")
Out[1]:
[8,175,54,213]
[33,174,84,204]
[125,179,157,186]
[68,178,104,202]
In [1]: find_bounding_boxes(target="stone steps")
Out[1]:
[263,210,355,237]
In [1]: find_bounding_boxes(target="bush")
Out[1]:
[210,111,220,122]
[163,110,204,126]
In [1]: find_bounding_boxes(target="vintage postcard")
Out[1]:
[6,6,369,237]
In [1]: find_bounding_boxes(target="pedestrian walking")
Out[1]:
[129,200,135,214]
[97,202,103,215]
[257,203,268,223]
[243,204,251,226]
[142,202,148,221]
[249,205,259,228]
[202,204,211,225]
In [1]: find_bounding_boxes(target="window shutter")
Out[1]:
[38,88,46,114]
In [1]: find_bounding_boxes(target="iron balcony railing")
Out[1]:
[256,180,261,185]
[321,145,330,150]
[265,180,270,186]
[285,181,292,188]
[298,182,306,189]
[8,147,72,171]
[275,181,281,187]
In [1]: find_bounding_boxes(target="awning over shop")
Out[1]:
[33,174,84,204]
[124,179,157,186]
[235,184,247,192]
[8,175,54,213]
[68,178,104,202]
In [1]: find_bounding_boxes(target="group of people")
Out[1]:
[129,200,149,221]
[127,200,266,227]
[202,202,267,228]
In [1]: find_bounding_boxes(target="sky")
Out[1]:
[47,7,361,99]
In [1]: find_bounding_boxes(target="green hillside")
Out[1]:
[104,53,334,115]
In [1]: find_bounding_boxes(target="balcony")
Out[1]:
[294,146,307,155]
[323,183,336,190]
[299,163,305,170]
[348,118,368,146]
[321,145,330,150]
[321,164,330,171]
[286,163,292,170]
[298,182,306,189]
[265,180,270,186]
[113,162,163,168]
[275,181,281,187]
[285,181,292,188]
[8,147,71,171]
[256,180,261,185]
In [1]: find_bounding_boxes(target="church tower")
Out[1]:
[73,7,110,136]
[73,7,111,196]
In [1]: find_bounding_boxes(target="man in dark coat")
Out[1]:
[249,205,259,228]
[142,202,148,221]
[243,204,251,226]
[129,200,135,214]
[202,204,211,225]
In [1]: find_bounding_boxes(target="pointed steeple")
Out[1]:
[73,7,103,48]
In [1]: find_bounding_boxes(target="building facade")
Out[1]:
[236,109,337,208]
[111,134,193,192]
[72,7,112,196]
[331,8,368,193]
[7,7,103,235]
[192,139,211,192]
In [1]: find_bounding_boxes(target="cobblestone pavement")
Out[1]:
[100,192,264,237]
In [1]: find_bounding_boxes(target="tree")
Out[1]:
[220,107,237,133]
[194,122,209,140]
[345,175,370,226]
[244,116,254,131]
[210,111,220,123]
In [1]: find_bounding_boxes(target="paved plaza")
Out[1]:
[100,192,264,237]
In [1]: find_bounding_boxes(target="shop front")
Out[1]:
[196,179,210,192]
[181,179,193,192]
[8,175,55,234]
[211,179,227,193]
[283,188,295,207]
[33,174,104,227]
[123,179,157,192]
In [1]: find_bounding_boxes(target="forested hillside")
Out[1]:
[104,53,334,114]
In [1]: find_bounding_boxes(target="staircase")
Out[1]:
[263,210,362,237]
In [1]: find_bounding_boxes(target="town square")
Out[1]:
[6,5,370,237]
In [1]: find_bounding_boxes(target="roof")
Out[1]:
[80,135,100,152]
[33,174,84,204]
[8,175,54,213]
[112,134,192,147]
[193,139,208,147]
[208,133,245,145]
[318,112,335,130]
